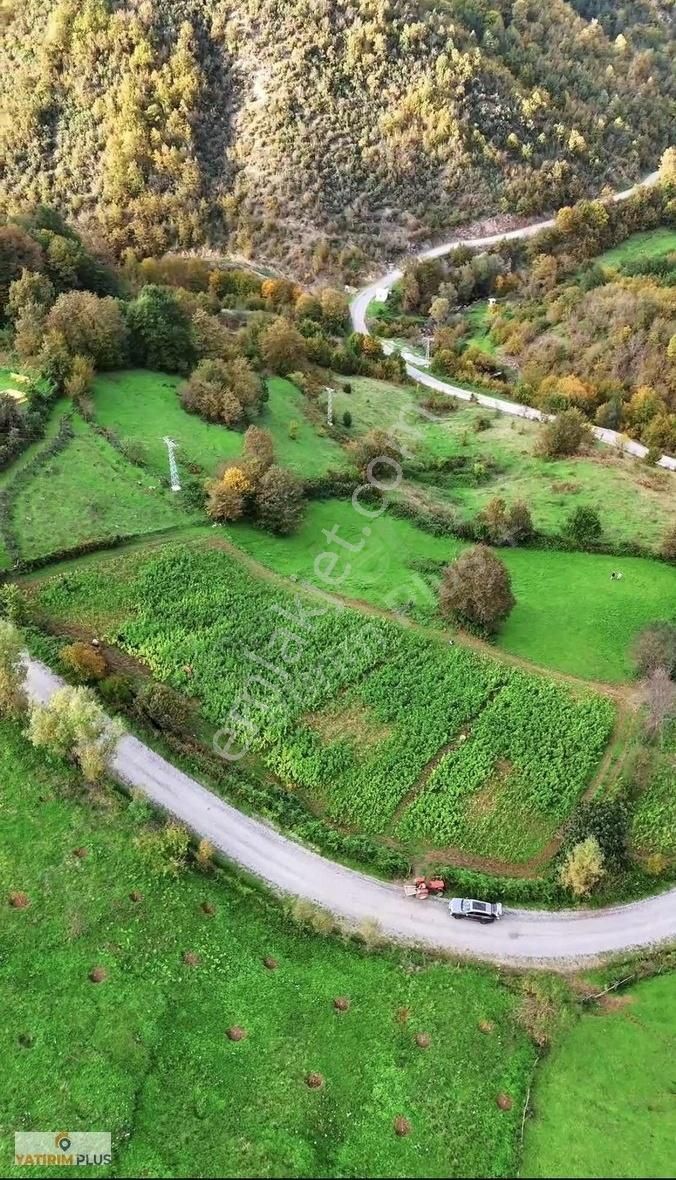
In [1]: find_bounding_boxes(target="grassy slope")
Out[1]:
[333,376,676,549]
[93,371,346,479]
[523,973,676,1179]
[0,719,534,1179]
[12,414,193,560]
[595,226,676,267]
[229,500,676,683]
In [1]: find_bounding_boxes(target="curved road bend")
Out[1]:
[25,658,676,968]
[351,171,676,472]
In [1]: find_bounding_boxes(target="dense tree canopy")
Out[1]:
[0,0,672,274]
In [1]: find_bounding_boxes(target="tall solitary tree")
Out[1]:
[440,545,515,633]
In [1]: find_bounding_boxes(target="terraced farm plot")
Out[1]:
[32,542,614,861]
[93,370,346,478]
[11,414,193,561]
[0,718,536,1180]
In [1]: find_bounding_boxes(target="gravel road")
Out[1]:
[25,658,676,968]
[350,170,676,471]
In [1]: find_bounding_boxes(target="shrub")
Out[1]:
[135,821,190,877]
[98,674,136,709]
[439,545,515,633]
[342,409,352,428]
[136,681,194,735]
[538,408,591,458]
[61,642,108,683]
[661,524,676,561]
[558,836,605,897]
[565,798,629,867]
[564,505,602,547]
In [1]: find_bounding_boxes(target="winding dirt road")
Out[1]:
[25,658,676,969]
[351,170,676,471]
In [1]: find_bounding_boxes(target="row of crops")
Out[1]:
[34,543,615,861]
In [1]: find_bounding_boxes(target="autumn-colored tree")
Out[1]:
[64,355,95,399]
[27,685,123,784]
[206,466,252,522]
[46,291,128,369]
[242,425,275,481]
[428,296,449,324]
[0,619,27,719]
[319,288,349,331]
[7,269,54,321]
[439,545,515,633]
[260,317,307,375]
[643,667,676,739]
[191,307,233,359]
[295,292,321,321]
[0,225,43,310]
[559,837,605,897]
[181,357,262,428]
[255,465,305,534]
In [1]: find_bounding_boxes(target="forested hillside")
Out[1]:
[0,0,673,275]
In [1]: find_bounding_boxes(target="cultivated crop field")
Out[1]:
[31,542,615,862]
[0,718,536,1179]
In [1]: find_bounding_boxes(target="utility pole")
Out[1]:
[324,386,335,427]
[163,437,181,492]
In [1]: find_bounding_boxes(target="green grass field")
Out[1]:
[0,718,535,1178]
[12,414,193,561]
[229,499,676,683]
[328,376,676,550]
[463,301,497,355]
[93,371,346,480]
[595,226,676,268]
[522,973,676,1178]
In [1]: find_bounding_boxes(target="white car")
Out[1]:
[449,897,503,924]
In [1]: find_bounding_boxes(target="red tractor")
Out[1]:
[403,876,446,900]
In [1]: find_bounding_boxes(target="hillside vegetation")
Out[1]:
[0,0,673,272]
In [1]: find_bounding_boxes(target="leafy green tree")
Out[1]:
[537,408,591,458]
[127,285,196,373]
